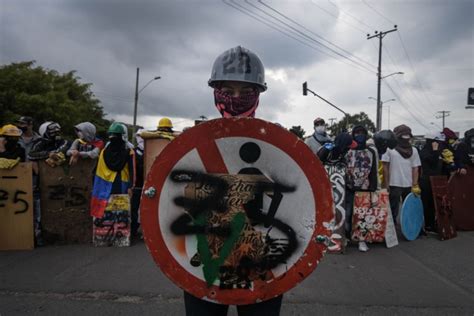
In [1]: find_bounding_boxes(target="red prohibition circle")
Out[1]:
[141,117,333,305]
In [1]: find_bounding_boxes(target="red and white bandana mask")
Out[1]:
[214,88,260,118]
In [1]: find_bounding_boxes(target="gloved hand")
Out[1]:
[0,157,20,169]
[411,184,421,196]
[441,149,454,164]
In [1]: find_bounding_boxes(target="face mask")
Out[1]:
[5,137,18,151]
[18,126,28,133]
[109,136,124,146]
[354,134,367,145]
[214,88,260,117]
[315,126,326,134]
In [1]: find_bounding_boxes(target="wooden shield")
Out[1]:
[430,175,457,240]
[39,160,95,243]
[0,163,34,250]
[448,166,474,231]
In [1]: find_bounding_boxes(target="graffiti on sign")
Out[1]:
[141,118,333,305]
[351,191,389,243]
[93,194,131,247]
[0,163,34,250]
[39,160,94,243]
[169,170,297,288]
[324,163,346,253]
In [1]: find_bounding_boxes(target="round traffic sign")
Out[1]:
[141,117,333,305]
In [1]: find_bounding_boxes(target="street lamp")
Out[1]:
[133,67,161,134]
[375,71,404,131]
[381,72,404,79]
[369,97,395,129]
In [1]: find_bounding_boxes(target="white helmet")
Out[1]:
[425,131,445,141]
[38,121,53,138]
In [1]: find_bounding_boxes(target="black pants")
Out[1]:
[388,186,411,222]
[420,177,435,229]
[130,187,142,235]
[184,291,283,316]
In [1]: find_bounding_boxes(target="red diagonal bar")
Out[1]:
[197,140,229,174]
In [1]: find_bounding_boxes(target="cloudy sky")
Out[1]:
[1,0,473,136]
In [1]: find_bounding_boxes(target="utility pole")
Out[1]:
[367,26,398,131]
[328,118,337,126]
[133,67,140,133]
[436,110,450,129]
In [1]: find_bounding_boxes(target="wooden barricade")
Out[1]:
[144,138,171,178]
[448,166,474,231]
[38,160,95,244]
[0,163,34,250]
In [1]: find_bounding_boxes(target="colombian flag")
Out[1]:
[90,150,133,218]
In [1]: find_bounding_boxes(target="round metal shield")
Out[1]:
[141,118,333,305]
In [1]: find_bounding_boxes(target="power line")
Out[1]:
[223,0,376,75]
[257,0,376,70]
[311,1,369,34]
[397,32,435,108]
[384,81,431,130]
[222,1,341,63]
[361,0,397,26]
[242,0,376,73]
[327,0,375,31]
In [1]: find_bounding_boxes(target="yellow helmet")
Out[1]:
[158,117,173,129]
[0,124,22,137]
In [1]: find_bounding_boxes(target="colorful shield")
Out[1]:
[140,118,333,305]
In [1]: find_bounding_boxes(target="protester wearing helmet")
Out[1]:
[181,46,283,316]
[344,125,378,252]
[16,116,40,160]
[381,124,421,224]
[90,122,135,218]
[158,117,173,131]
[208,45,266,118]
[67,122,104,165]
[28,121,69,163]
[373,130,398,157]
[304,117,333,155]
[0,124,26,166]
[139,117,176,141]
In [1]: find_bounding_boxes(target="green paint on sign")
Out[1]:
[195,212,246,286]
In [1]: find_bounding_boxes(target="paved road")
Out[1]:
[1,232,473,315]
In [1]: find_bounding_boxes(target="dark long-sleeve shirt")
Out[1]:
[28,138,69,161]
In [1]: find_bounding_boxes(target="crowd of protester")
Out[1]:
[1,114,472,250]
[304,117,473,251]
[0,117,179,245]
